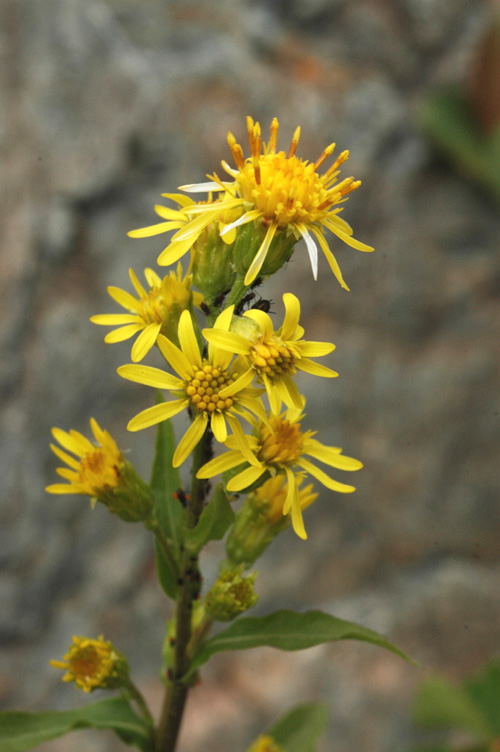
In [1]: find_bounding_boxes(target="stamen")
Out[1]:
[287,126,301,158]
[227,134,246,170]
[314,142,336,171]
[325,149,350,177]
[268,118,279,153]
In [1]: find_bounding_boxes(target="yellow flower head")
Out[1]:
[159,117,373,288]
[246,735,283,752]
[118,308,268,468]
[50,635,128,693]
[90,264,202,362]
[197,406,362,539]
[203,292,337,413]
[46,419,123,500]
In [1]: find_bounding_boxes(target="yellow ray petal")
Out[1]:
[298,458,356,493]
[297,359,338,378]
[281,293,301,340]
[173,414,208,467]
[157,236,196,267]
[304,440,363,470]
[203,328,250,355]
[219,367,254,398]
[196,450,247,479]
[177,311,202,368]
[157,334,193,380]
[127,399,188,431]
[244,223,278,286]
[131,323,162,362]
[51,428,88,456]
[128,268,147,298]
[243,309,273,338]
[310,226,349,291]
[128,221,184,239]
[278,375,305,410]
[45,484,84,494]
[104,324,143,344]
[297,341,335,357]
[118,364,183,390]
[106,286,140,311]
[324,222,374,252]
[211,411,228,443]
[226,414,260,467]
[90,314,141,326]
[154,205,187,221]
[172,208,224,242]
[49,443,81,470]
[226,464,266,493]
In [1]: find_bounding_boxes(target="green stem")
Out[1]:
[146,516,180,583]
[155,433,212,752]
[124,680,155,727]
[225,276,250,309]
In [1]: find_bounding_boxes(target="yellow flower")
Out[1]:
[203,292,337,413]
[118,309,268,468]
[50,635,129,693]
[197,407,362,539]
[46,418,123,500]
[90,264,203,362]
[246,735,283,752]
[169,116,373,288]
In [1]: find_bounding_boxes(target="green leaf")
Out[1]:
[150,393,187,599]
[465,660,500,736]
[419,90,500,205]
[185,483,235,554]
[269,702,327,752]
[0,697,153,752]
[413,676,493,738]
[188,609,415,676]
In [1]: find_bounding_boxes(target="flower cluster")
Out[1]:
[47,117,368,540]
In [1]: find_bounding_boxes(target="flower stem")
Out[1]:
[155,433,212,752]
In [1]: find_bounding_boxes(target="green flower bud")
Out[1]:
[98,459,155,523]
[204,565,259,622]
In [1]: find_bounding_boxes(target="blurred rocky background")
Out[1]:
[1,0,499,750]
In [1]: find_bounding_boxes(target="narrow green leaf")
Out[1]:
[413,676,492,738]
[269,702,327,752]
[150,393,187,598]
[465,660,500,736]
[0,697,153,752]
[188,609,415,675]
[185,483,235,554]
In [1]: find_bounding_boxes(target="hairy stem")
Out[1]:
[155,434,211,752]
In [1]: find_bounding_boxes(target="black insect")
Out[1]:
[251,298,272,313]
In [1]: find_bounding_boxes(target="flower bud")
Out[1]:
[204,565,258,622]
[46,419,154,523]
[225,475,318,568]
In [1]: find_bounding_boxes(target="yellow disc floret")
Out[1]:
[257,414,306,465]
[249,338,298,382]
[185,363,235,414]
